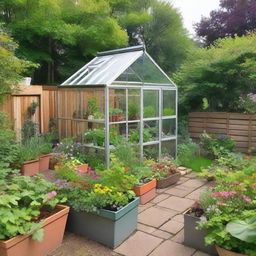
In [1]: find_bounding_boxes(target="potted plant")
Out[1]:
[57,158,139,248]
[183,201,217,255]
[147,157,181,188]
[128,102,139,120]
[197,170,256,256]
[130,166,156,204]
[38,137,53,172]
[0,167,69,256]
[16,140,40,176]
[109,108,124,122]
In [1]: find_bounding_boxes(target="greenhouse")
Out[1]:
[58,45,177,167]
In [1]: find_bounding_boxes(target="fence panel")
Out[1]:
[189,112,256,153]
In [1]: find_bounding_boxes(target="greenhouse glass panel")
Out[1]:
[162,119,176,138]
[109,89,126,122]
[161,140,176,158]
[143,144,159,160]
[128,123,140,144]
[143,90,159,118]
[143,120,159,143]
[163,90,176,116]
[128,89,141,121]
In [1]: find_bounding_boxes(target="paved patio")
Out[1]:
[48,172,213,256]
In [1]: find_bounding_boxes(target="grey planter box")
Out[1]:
[184,210,218,255]
[67,197,139,248]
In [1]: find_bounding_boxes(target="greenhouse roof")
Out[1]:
[61,45,176,87]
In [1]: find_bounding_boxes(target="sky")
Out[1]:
[166,0,221,36]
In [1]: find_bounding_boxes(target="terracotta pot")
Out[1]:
[21,159,39,176]
[133,179,157,205]
[140,188,156,205]
[77,164,88,173]
[156,172,181,189]
[216,246,249,256]
[39,154,52,172]
[0,205,70,256]
[133,179,157,196]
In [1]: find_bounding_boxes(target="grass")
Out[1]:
[184,156,213,172]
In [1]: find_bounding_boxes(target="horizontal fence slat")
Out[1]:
[189,112,256,153]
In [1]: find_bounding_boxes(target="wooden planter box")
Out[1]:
[67,197,139,248]
[21,159,39,176]
[184,210,217,255]
[216,246,249,256]
[156,172,181,189]
[133,179,156,205]
[39,154,52,172]
[0,205,70,256]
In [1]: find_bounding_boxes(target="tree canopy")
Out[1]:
[195,0,256,46]
[174,33,256,114]
[0,0,191,84]
[0,27,36,103]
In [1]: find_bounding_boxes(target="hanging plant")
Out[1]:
[28,101,39,116]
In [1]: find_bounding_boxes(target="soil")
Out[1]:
[34,207,60,222]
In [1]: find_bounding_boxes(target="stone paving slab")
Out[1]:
[138,206,178,228]
[152,230,173,239]
[165,186,194,197]
[159,219,184,234]
[185,186,208,200]
[171,229,184,244]
[149,240,196,256]
[151,193,170,204]
[114,231,162,256]
[157,196,194,212]
[172,214,184,223]
[182,179,206,189]
[138,202,154,213]
[137,223,156,234]
[193,251,211,256]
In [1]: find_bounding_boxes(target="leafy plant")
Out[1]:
[226,217,256,243]
[128,102,139,120]
[0,169,65,241]
[163,108,174,116]
[87,97,99,116]
[27,101,39,116]
[109,108,123,115]
[238,93,256,114]
[144,106,156,118]
[176,140,199,166]
[21,119,39,143]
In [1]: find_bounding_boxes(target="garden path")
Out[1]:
[46,171,213,256]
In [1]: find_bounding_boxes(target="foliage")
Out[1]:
[195,0,256,46]
[27,101,39,116]
[176,140,199,166]
[109,108,123,115]
[86,97,99,116]
[238,93,256,114]
[147,157,178,180]
[55,157,83,182]
[0,26,37,103]
[197,170,256,255]
[21,119,39,143]
[144,106,156,118]
[0,112,19,166]
[100,155,138,192]
[185,156,213,172]
[163,108,174,116]
[0,0,128,84]
[56,182,135,213]
[175,33,256,113]
[0,169,65,241]
[226,217,256,243]
[200,132,235,158]
[128,101,139,120]
[120,0,192,73]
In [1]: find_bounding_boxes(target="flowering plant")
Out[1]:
[147,157,178,180]
[197,171,256,255]
[0,168,66,241]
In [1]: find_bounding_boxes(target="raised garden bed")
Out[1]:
[156,172,181,188]
[67,197,139,248]
[133,179,156,204]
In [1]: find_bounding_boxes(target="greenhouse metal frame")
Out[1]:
[59,45,177,168]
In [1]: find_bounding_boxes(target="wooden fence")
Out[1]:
[189,112,256,153]
[0,85,58,136]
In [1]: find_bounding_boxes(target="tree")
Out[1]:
[0,27,36,103]
[174,33,256,114]
[0,0,128,84]
[195,0,256,46]
[119,0,192,73]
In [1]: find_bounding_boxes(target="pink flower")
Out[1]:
[242,195,252,202]
[47,191,57,200]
